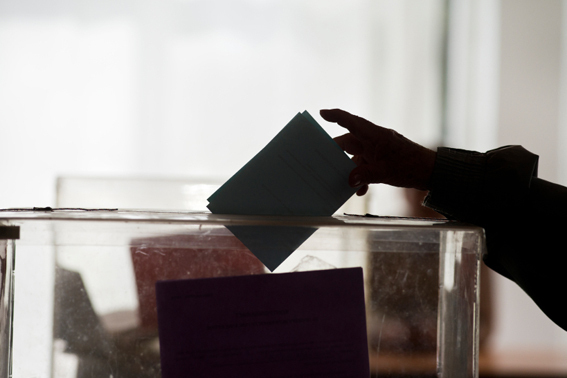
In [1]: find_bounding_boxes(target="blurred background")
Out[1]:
[1,0,567,375]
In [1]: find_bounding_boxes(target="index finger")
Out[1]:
[320,108,382,139]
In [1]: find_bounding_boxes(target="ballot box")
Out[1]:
[0,209,483,378]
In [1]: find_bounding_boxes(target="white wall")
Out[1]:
[0,0,444,214]
[493,0,567,353]
[445,0,567,354]
[498,0,562,181]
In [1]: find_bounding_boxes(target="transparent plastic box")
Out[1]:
[0,210,483,377]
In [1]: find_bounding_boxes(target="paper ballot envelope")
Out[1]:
[207,111,358,270]
[156,267,369,378]
[207,111,356,217]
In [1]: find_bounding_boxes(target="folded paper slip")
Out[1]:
[207,110,357,216]
[207,111,358,270]
[156,267,370,378]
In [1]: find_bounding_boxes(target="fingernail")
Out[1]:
[352,174,362,187]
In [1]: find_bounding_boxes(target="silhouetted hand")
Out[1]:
[320,108,436,196]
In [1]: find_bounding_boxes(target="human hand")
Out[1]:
[320,108,436,196]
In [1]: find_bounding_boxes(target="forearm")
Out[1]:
[424,145,567,331]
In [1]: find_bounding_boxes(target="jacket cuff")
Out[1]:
[424,147,486,221]
[424,145,539,223]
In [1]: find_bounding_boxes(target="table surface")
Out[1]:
[367,349,567,377]
[479,349,567,377]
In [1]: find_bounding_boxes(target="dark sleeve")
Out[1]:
[424,145,567,331]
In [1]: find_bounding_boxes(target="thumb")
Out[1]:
[349,164,385,187]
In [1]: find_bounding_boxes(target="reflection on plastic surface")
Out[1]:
[0,227,17,378]
[291,255,337,272]
[438,231,480,378]
[0,240,10,378]
[130,230,266,329]
[226,225,317,271]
